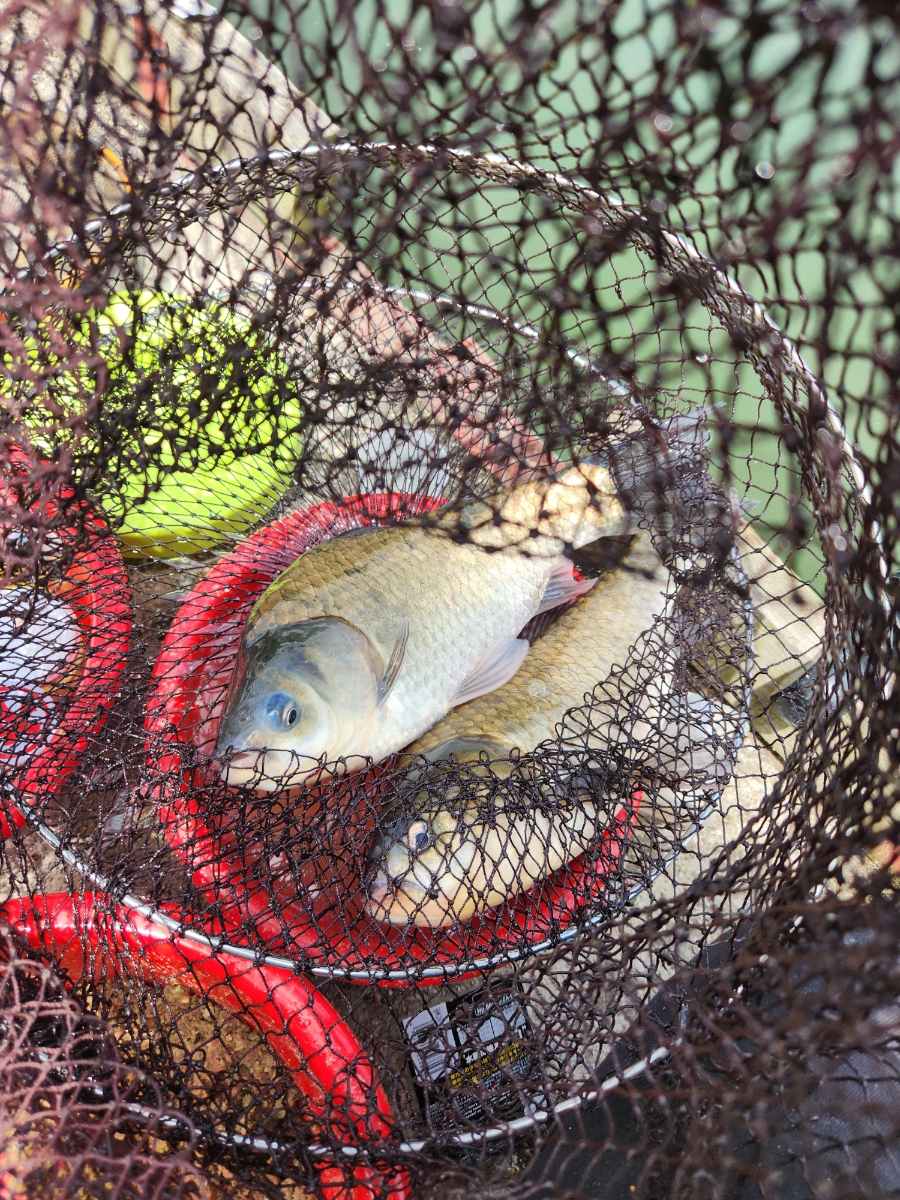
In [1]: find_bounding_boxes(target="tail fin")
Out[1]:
[545,461,632,550]
[608,407,711,513]
[608,407,737,574]
[454,460,631,552]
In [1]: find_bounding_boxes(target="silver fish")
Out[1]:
[216,462,629,790]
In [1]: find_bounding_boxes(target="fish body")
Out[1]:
[217,463,628,789]
[372,774,606,928]
[367,528,674,927]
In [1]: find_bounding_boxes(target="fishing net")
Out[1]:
[0,927,205,1198]
[0,0,897,1197]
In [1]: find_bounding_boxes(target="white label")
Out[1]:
[403,1001,455,1084]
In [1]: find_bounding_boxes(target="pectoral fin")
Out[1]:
[379,619,409,703]
[452,637,529,707]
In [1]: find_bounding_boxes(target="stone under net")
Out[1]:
[0,2,897,1199]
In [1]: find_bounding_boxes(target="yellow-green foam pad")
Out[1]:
[25,291,302,560]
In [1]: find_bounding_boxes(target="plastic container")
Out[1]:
[21,291,302,560]
[2,890,409,1200]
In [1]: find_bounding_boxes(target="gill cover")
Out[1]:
[216,617,387,784]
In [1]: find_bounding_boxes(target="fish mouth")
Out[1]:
[366,874,428,927]
[217,748,319,792]
[217,747,371,792]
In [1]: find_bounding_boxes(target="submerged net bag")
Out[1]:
[0,0,897,1196]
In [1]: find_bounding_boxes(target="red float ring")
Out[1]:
[2,891,409,1200]
[146,494,640,985]
[0,447,131,835]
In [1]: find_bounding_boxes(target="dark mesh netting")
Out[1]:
[0,928,205,1197]
[0,0,897,1197]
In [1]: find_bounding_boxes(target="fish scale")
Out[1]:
[405,530,670,759]
[247,523,557,758]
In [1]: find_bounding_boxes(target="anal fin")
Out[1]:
[452,637,529,707]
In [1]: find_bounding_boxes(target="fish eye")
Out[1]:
[406,819,433,853]
[265,692,301,730]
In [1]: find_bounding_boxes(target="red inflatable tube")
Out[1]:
[1,892,409,1200]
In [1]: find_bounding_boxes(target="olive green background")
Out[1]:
[216,0,899,589]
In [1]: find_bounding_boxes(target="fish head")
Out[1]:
[216,618,382,790]
[366,805,470,927]
[366,738,510,928]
